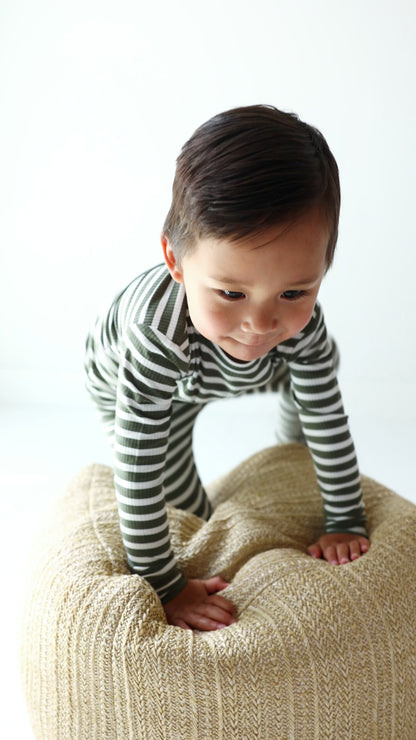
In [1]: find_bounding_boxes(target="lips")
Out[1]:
[237,335,280,348]
[242,339,269,347]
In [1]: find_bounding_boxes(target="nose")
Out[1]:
[241,305,279,335]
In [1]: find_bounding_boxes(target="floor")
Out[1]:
[2,397,414,738]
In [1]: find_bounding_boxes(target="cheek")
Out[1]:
[204,307,235,334]
[286,303,316,334]
[188,296,234,338]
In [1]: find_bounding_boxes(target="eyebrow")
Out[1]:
[210,274,321,287]
[210,275,247,286]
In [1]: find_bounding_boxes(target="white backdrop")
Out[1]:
[1,4,415,735]
[1,0,416,419]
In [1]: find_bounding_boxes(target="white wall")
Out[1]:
[1,0,416,421]
[2,7,415,734]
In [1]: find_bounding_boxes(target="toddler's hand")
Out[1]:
[163,576,237,631]
[307,532,369,565]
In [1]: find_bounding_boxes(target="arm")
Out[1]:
[115,325,236,626]
[114,325,186,601]
[284,305,368,561]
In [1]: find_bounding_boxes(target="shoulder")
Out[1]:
[117,265,187,342]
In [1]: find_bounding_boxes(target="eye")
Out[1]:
[219,290,246,301]
[281,290,307,301]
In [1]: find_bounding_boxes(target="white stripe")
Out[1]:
[166,436,194,466]
[116,459,165,474]
[297,400,344,416]
[127,548,174,566]
[116,408,170,424]
[164,456,196,493]
[324,502,364,514]
[114,440,165,457]
[120,520,168,536]
[170,477,205,513]
[304,438,353,453]
[114,422,168,440]
[291,363,334,377]
[310,450,357,467]
[170,406,200,433]
[292,374,336,388]
[167,284,186,337]
[123,351,179,383]
[120,509,165,522]
[321,482,362,499]
[294,387,339,403]
[130,323,189,366]
[301,421,349,436]
[123,532,171,549]
[120,362,176,395]
[315,464,359,480]
[114,476,164,496]
[152,278,177,326]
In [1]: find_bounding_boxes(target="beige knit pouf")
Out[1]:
[20,445,416,739]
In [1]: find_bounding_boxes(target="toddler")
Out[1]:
[85,105,369,631]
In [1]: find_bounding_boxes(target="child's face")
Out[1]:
[162,208,329,363]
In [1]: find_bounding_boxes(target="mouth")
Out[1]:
[240,339,269,348]
[221,336,281,363]
[224,337,281,360]
[236,335,280,348]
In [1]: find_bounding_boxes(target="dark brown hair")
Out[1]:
[162,105,340,267]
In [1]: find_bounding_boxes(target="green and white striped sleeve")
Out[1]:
[283,306,367,536]
[114,323,188,603]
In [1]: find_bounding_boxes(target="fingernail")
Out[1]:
[218,619,236,629]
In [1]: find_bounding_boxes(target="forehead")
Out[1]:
[190,209,330,271]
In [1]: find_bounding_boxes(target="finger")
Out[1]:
[208,593,236,616]
[350,537,369,560]
[188,613,231,631]
[203,576,230,594]
[306,543,323,559]
[336,542,351,564]
[323,545,339,565]
[349,540,363,561]
[196,602,236,626]
[171,618,192,630]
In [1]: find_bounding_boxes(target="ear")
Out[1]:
[161,235,184,283]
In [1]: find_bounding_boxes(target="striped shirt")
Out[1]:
[85,264,366,601]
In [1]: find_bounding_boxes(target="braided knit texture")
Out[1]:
[20,444,416,739]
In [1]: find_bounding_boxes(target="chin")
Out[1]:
[221,341,269,363]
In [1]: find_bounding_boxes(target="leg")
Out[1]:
[275,375,306,444]
[86,336,211,521]
[84,334,118,442]
[163,401,212,520]
[85,346,117,444]
[274,337,340,444]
